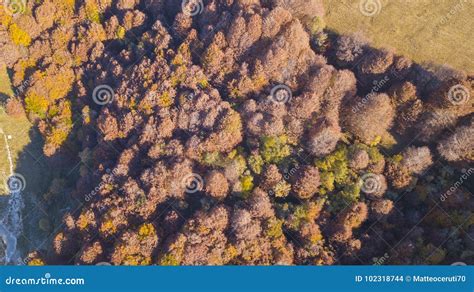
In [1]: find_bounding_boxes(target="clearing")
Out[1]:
[323,0,474,73]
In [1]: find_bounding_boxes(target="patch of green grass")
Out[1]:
[323,0,474,72]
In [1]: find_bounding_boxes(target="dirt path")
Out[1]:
[0,128,14,176]
[0,127,23,264]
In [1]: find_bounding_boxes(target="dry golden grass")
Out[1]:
[323,0,474,73]
[0,111,34,195]
[0,66,35,195]
[0,64,13,97]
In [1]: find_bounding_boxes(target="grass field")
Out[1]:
[0,65,53,256]
[0,65,37,195]
[323,0,474,73]
[0,64,13,97]
[0,112,34,194]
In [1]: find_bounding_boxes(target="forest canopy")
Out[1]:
[0,0,473,266]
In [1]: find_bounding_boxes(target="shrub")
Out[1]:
[5,98,25,117]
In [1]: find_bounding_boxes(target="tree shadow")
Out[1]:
[10,123,84,263]
[0,93,10,105]
[2,24,472,266]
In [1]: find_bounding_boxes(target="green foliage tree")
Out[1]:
[260,135,291,164]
